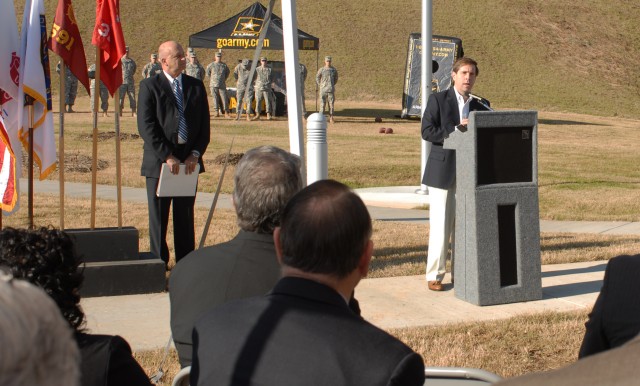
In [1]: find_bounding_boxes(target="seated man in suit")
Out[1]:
[191,179,425,386]
[169,145,303,367]
[579,254,640,358]
[496,333,640,385]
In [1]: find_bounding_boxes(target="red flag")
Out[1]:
[48,0,90,94]
[0,116,17,212]
[92,0,126,96]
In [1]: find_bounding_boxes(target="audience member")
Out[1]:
[496,333,640,385]
[169,145,303,366]
[0,227,152,386]
[191,180,425,386]
[0,271,81,386]
[579,254,640,358]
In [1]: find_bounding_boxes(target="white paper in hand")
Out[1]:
[156,163,200,197]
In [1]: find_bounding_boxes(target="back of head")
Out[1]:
[233,146,302,234]
[278,179,372,278]
[0,227,85,331]
[0,272,80,386]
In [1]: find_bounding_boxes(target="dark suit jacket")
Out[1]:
[496,333,640,386]
[191,277,425,386]
[137,72,210,177]
[75,333,152,386]
[579,255,640,358]
[169,231,281,367]
[421,88,490,189]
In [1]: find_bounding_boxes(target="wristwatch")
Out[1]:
[191,150,200,158]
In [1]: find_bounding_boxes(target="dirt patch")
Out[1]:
[78,131,140,141]
[212,153,244,166]
[64,153,109,173]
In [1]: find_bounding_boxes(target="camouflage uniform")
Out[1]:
[56,62,78,111]
[233,59,254,119]
[253,61,272,119]
[119,55,137,112]
[185,60,205,81]
[88,64,109,114]
[299,63,307,115]
[205,58,230,116]
[316,58,338,119]
[142,61,162,79]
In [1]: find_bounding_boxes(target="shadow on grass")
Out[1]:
[541,262,607,278]
[538,119,608,126]
[542,280,603,298]
[541,239,630,252]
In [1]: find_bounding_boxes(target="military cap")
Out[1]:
[215,52,222,57]
[125,46,129,52]
[260,56,267,61]
[242,59,250,66]
[151,53,158,59]
[324,56,332,62]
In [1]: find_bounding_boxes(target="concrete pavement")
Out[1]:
[24,179,634,351]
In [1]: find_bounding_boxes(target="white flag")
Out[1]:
[20,0,57,180]
[0,0,23,213]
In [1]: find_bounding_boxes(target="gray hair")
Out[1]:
[233,146,303,234]
[0,272,80,386]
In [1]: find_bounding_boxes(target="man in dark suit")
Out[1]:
[496,333,640,386]
[421,57,490,291]
[169,145,303,367]
[137,40,210,266]
[579,254,640,358]
[191,180,425,386]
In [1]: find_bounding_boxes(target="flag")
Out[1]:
[0,116,17,212]
[92,0,126,96]
[20,0,57,180]
[0,0,23,213]
[48,0,90,94]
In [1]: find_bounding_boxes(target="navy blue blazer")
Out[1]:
[421,88,490,189]
[137,73,210,178]
[191,277,425,386]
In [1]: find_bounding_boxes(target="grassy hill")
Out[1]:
[17,0,640,117]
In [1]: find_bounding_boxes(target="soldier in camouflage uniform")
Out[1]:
[205,52,230,118]
[316,55,338,123]
[88,64,109,117]
[233,58,254,121]
[119,46,137,116]
[56,62,78,113]
[252,57,272,120]
[185,51,205,81]
[142,53,162,79]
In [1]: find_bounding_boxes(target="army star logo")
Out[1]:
[232,17,263,37]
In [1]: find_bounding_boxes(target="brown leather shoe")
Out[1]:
[428,280,443,291]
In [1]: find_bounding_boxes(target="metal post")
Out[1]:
[59,61,66,229]
[281,0,305,168]
[418,0,433,195]
[306,113,327,185]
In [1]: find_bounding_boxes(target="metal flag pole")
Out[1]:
[114,85,123,228]
[25,95,35,229]
[58,60,66,229]
[418,0,433,195]
[198,138,234,249]
[90,49,100,229]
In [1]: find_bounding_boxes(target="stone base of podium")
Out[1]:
[66,227,166,298]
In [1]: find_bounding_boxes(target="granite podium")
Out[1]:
[443,110,542,306]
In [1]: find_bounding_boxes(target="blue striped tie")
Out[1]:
[173,79,188,143]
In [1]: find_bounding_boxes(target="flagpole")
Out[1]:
[114,87,123,228]
[26,96,35,229]
[59,60,66,229]
[91,49,100,229]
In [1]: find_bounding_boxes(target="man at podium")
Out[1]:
[421,57,491,291]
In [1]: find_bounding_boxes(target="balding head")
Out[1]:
[158,41,186,77]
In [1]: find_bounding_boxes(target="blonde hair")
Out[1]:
[0,272,80,386]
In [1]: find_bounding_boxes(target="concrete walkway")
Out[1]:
[25,179,635,351]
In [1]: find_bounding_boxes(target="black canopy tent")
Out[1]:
[189,2,319,51]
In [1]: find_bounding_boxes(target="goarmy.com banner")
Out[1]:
[217,38,271,49]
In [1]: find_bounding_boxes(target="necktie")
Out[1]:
[173,79,188,143]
